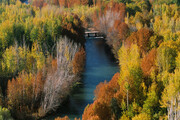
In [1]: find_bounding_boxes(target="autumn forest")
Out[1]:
[0,0,180,120]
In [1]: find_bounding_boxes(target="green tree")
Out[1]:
[157,44,177,73]
[142,82,159,117]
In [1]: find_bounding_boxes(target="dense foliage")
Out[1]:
[0,0,86,119]
[79,0,180,120]
[0,0,180,120]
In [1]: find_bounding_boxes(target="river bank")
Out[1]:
[45,35,119,120]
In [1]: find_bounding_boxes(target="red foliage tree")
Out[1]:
[52,0,59,5]
[94,73,120,103]
[105,2,126,22]
[81,0,89,5]
[92,2,127,57]
[125,28,153,56]
[111,21,129,53]
[59,0,68,7]
[32,0,45,8]
[72,47,86,75]
[58,0,88,7]
[141,48,157,76]
[83,73,120,120]
[7,71,44,116]
[117,22,129,41]
[82,99,111,120]
[51,58,57,72]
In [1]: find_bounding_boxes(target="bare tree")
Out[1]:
[40,37,80,114]
[98,10,120,35]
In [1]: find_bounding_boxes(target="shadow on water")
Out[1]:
[45,37,119,120]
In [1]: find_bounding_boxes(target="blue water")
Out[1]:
[47,38,119,119]
[24,0,28,4]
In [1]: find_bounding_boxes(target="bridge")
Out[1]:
[85,30,104,39]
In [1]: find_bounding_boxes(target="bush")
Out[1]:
[0,106,13,120]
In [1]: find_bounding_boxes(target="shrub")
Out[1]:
[0,106,13,120]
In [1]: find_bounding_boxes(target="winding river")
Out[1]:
[46,37,119,119]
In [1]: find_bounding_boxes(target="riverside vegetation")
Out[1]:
[0,0,180,120]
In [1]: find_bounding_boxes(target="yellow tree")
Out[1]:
[160,69,180,120]
[118,44,144,108]
[132,113,151,120]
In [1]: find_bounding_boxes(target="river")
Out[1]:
[46,37,119,120]
[20,1,119,119]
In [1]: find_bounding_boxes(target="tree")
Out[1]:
[1,43,45,75]
[72,47,86,75]
[7,71,44,118]
[92,2,126,54]
[13,23,25,45]
[30,26,39,43]
[81,0,89,5]
[119,113,130,120]
[118,44,144,106]
[83,73,120,120]
[125,28,153,56]
[160,69,180,120]
[132,113,151,120]
[32,0,45,8]
[1,46,18,75]
[141,48,157,76]
[0,20,14,50]
[40,37,80,115]
[94,73,120,104]
[157,44,177,73]
[175,52,180,69]
[82,99,111,120]
[142,82,159,116]
[110,98,121,120]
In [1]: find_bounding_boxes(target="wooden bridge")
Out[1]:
[85,31,104,39]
